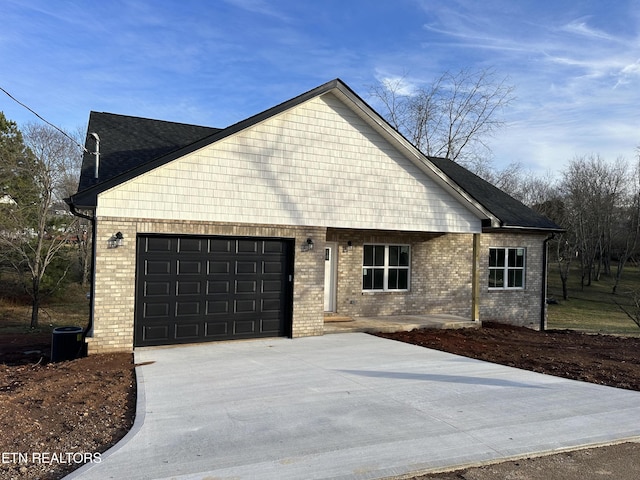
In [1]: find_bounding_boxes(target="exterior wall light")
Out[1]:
[301,237,314,252]
[108,231,124,249]
[343,240,353,253]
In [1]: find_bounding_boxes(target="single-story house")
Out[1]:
[67,79,562,354]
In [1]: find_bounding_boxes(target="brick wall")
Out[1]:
[327,230,474,318]
[88,218,549,353]
[478,232,548,329]
[89,217,326,353]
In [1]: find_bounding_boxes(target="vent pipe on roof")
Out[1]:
[90,132,100,179]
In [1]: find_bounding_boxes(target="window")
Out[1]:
[363,245,410,291]
[489,247,525,289]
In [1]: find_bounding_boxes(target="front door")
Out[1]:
[324,243,337,312]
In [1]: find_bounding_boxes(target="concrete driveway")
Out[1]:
[67,333,640,480]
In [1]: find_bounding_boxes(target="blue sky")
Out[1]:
[1,0,639,175]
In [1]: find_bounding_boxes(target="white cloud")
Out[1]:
[560,17,615,41]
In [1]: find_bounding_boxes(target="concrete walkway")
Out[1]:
[67,333,640,480]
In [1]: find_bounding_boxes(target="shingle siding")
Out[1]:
[96,94,482,233]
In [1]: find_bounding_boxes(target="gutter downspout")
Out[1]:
[69,204,96,350]
[541,233,555,331]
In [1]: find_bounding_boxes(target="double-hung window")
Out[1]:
[489,247,525,289]
[363,244,410,291]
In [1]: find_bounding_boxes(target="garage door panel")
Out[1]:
[234,320,255,334]
[236,280,257,293]
[136,235,292,346]
[175,323,199,339]
[210,238,232,253]
[207,280,230,294]
[145,237,172,252]
[235,299,256,313]
[145,282,171,296]
[262,280,283,292]
[206,300,229,315]
[144,303,170,318]
[237,240,258,253]
[263,261,283,274]
[263,240,284,254]
[178,237,204,253]
[236,261,257,274]
[177,260,201,275]
[261,318,282,332]
[262,298,282,312]
[146,260,171,275]
[205,321,228,337]
[176,281,200,295]
[176,301,200,316]
[208,261,230,274]
[143,324,170,341]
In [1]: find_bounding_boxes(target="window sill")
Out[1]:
[361,290,410,295]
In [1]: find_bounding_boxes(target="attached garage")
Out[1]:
[134,235,294,347]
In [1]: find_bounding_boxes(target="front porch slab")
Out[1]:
[323,313,480,334]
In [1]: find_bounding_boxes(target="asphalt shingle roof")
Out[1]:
[77,112,220,192]
[429,156,562,231]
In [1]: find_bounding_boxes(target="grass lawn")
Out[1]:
[0,279,90,334]
[547,261,640,335]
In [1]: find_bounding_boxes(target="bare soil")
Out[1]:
[1,322,639,479]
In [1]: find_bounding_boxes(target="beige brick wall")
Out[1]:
[88,218,549,353]
[478,232,548,329]
[326,229,548,328]
[326,230,474,318]
[88,217,326,353]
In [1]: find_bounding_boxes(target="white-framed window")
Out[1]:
[362,244,410,291]
[489,247,525,289]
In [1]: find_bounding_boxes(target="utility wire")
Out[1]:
[1,86,88,153]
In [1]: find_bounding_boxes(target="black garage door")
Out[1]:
[135,235,293,347]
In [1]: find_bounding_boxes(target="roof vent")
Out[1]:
[89,132,100,179]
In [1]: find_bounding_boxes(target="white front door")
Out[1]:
[324,243,337,312]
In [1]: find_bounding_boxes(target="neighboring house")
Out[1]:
[67,79,562,354]
[0,194,17,205]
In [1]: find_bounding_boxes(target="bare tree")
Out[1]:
[370,68,515,167]
[560,155,627,289]
[0,121,82,328]
[612,155,640,294]
[57,125,92,288]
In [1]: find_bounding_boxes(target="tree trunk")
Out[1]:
[30,277,40,329]
[561,275,569,300]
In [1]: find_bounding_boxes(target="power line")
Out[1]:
[0,86,88,153]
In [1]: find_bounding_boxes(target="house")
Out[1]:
[67,79,562,354]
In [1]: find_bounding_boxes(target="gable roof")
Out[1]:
[68,79,561,232]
